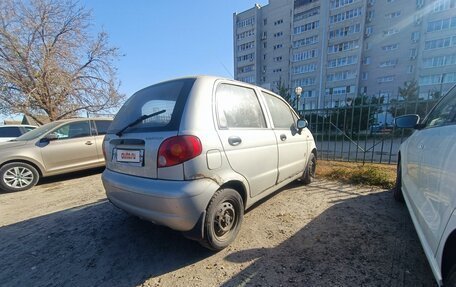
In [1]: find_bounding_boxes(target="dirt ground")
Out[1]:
[0,168,436,287]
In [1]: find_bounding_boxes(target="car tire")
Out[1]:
[0,162,39,192]
[301,153,316,185]
[445,265,456,287]
[201,188,244,251]
[394,161,405,203]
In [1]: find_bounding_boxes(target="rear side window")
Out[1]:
[0,127,22,137]
[216,84,266,129]
[262,92,296,129]
[108,79,195,134]
[93,120,112,135]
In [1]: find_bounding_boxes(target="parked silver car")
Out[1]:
[0,118,112,192]
[102,76,317,250]
[395,86,456,286]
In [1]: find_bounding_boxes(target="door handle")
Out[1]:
[85,141,93,145]
[228,136,242,146]
[280,134,287,141]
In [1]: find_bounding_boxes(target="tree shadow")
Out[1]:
[222,188,436,287]
[0,201,212,287]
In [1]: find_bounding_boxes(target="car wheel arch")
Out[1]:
[1,159,43,177]
[442,229,456,281]
[218,180,247,209]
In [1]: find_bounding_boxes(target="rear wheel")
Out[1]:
[301,153,316,185]
[201,188,244,251]
[0,162,39,192]
[394,161,404,203]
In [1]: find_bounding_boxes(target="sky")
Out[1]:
[1,0,268,123]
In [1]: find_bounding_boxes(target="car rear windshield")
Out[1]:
[108,78,195,134]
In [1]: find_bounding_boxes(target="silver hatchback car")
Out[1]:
[102,76,317,250]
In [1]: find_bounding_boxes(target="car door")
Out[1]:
[91,120,112,161]
[40,120,99,173]
[215,83,279,198]
[261,91,308,183]
[410,89,456,254]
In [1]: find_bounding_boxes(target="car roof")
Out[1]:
[0,124,37,128]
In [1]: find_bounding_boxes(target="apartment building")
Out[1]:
[233,0,456,109]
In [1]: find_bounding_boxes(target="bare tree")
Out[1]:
[0,0,123,124]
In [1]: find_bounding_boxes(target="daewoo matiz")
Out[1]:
[102,76,317,250]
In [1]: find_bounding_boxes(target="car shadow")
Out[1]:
[0,200,213,287]
[222,186,437,287]
[37,167,106,186]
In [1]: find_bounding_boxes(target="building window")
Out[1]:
[419,73,456,85]
[427,17,456,32]
[327,70,357,82]
[385,11,401,18]
[383,28,399,36]
[293,49,318,62]
[329,23,361,39]
[237,53,255,62]
[263,18,267,25]
[293,20,320,35]
[273,68,283,73]
[377,75,395,83]
[292,77,316,87]
[292,63,317,74]
[422,55,456,68]
[330,0,360,9]
[293,35,319,48]
[327,40,360,54]
[363,56,371,65]
[237,65,255,74]
[238,41,255,52]
[327,55,358,68]
[273,56,283,62]
[274,19,284,25]
[329,7,363,24]
[379,59,398,67]
[407,65,414,73]
[362,72,368,80]
[294,7,320,22]
[433,0,455,12]
[381,43,399,51]
[273,44,283,50]
[273,31,284,37]
[424,36,456,50]
[237,17,255,28]
[237,29,255,40]
[411,31,420,42]
[410,48,418,59]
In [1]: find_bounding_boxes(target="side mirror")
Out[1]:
[44,132,59,141]
[394,114,420,129]
[297,119,308,130]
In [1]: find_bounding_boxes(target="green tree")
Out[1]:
[389,81,437,118]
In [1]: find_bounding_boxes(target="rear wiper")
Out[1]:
[116,109,166,137]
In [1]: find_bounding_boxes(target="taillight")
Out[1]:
[158,135,202,168]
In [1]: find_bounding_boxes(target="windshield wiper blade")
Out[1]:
[116,109,166,137]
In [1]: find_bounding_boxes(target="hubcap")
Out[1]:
[3,167,34,188]
[214,201,236,237]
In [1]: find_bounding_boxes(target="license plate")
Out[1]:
[116,149,142,163]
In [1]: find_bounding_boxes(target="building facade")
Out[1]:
[233,0,456,109]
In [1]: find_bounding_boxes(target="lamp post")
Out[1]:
[295,86,302,112]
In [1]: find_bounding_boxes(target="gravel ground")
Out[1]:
[0,168,436,287]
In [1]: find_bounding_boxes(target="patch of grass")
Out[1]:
[316,160,396,189]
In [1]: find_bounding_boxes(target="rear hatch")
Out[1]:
[104,78,196,179]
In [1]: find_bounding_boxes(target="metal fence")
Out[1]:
[298,96,439,165]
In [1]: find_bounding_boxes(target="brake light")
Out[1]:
[158,135,202,168]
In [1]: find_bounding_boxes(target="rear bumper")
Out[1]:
[102,169,219,231]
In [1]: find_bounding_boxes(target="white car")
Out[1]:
[0,125,36,142]
[395,86,456,287]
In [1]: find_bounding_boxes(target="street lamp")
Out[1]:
[295,86,303,112]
